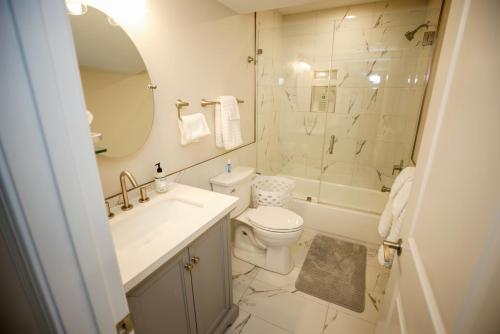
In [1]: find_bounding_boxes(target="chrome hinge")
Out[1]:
[116,313,134,334]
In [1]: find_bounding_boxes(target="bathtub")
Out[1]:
[280,175,388,245]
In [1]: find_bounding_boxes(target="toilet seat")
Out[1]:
[246,206,303,233]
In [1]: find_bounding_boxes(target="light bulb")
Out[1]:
[66,2,87,15]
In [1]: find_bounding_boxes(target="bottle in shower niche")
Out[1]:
[154,162,168,193]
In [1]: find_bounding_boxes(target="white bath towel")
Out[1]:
[377,207,407,267]
[391,180,412,219]
[377,198,393,238]
[178,113,211,145]
[377,167,415,238]
[215,96,242,150]
[390,167,415,200]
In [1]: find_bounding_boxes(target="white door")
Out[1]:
[375,0,500,333]
[1,0,129,332]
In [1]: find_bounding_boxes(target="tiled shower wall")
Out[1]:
[256,11,283,175]
[256,0,442,193]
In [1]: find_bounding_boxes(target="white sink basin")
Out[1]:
[109,183,238,292]
[111,198,204,249]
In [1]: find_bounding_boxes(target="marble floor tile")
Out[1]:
[231,228,391,332]
[253,266,301,292]
[239,279,328,334]
[366,246,381,267]
[232,257,258,304]
[290,228,318,267]
[366,264,390,296]
[323,306,376,334]
[328,293,380,325]
[232,257,256,275]
[225,310,292,334]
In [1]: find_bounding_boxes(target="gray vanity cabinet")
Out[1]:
[188,217,232,334]
[127,216,235,334]
[127,250,197,334]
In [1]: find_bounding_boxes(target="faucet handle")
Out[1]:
[392,160,404,175]
[105,201,115,219]
[139,186,150,203]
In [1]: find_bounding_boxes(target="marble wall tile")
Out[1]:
[352,163,379,189]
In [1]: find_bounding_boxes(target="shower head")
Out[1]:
[405,22,430,41]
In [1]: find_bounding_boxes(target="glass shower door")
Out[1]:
[317,1,443,214]
[255,11,337,202]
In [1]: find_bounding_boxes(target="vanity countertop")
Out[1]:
[109,183,238,292]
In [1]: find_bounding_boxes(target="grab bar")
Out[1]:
[200,98,244,107]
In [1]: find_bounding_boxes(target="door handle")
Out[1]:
[184,263,194,272]
[190,256,200,264]
[383,239,403,256]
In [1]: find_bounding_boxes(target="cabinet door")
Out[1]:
[189,217,232,334]
[127,250,197,334]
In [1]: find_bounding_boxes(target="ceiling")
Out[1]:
[217,0,381,14]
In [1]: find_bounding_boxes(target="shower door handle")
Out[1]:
[328,135,336,154]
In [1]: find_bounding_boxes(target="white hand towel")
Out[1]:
[390,167,415,200]
[178,113,211,145]
[215,96,242,150]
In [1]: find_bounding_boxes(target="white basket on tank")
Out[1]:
[252,176,295,208]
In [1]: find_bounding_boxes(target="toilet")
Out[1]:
[210,166,303,274]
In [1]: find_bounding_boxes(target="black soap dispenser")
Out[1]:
[154,162,168,193]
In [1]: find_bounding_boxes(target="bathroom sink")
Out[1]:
[110,197,205,249]
[108,182,238,291]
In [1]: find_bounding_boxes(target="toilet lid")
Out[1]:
[247,206,303,232]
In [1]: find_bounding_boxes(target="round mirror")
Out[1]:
[69,6,154,158]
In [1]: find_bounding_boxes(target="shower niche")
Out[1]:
[310,70,337,114]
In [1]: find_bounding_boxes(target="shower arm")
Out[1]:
[405,23,429,41]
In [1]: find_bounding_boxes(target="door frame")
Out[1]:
[0,0,129,332]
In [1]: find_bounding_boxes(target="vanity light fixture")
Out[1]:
[66,0,87,15]
[346,15,356,19]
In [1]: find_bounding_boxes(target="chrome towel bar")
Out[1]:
[200,98,244,107]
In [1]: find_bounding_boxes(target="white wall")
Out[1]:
[81,0,256,197]
[106,143,256,206]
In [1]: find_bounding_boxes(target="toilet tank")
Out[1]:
[210,166,255,218]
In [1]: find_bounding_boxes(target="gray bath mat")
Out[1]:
[295,235,367,312]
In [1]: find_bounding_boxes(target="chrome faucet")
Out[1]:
[120,171,138,211]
